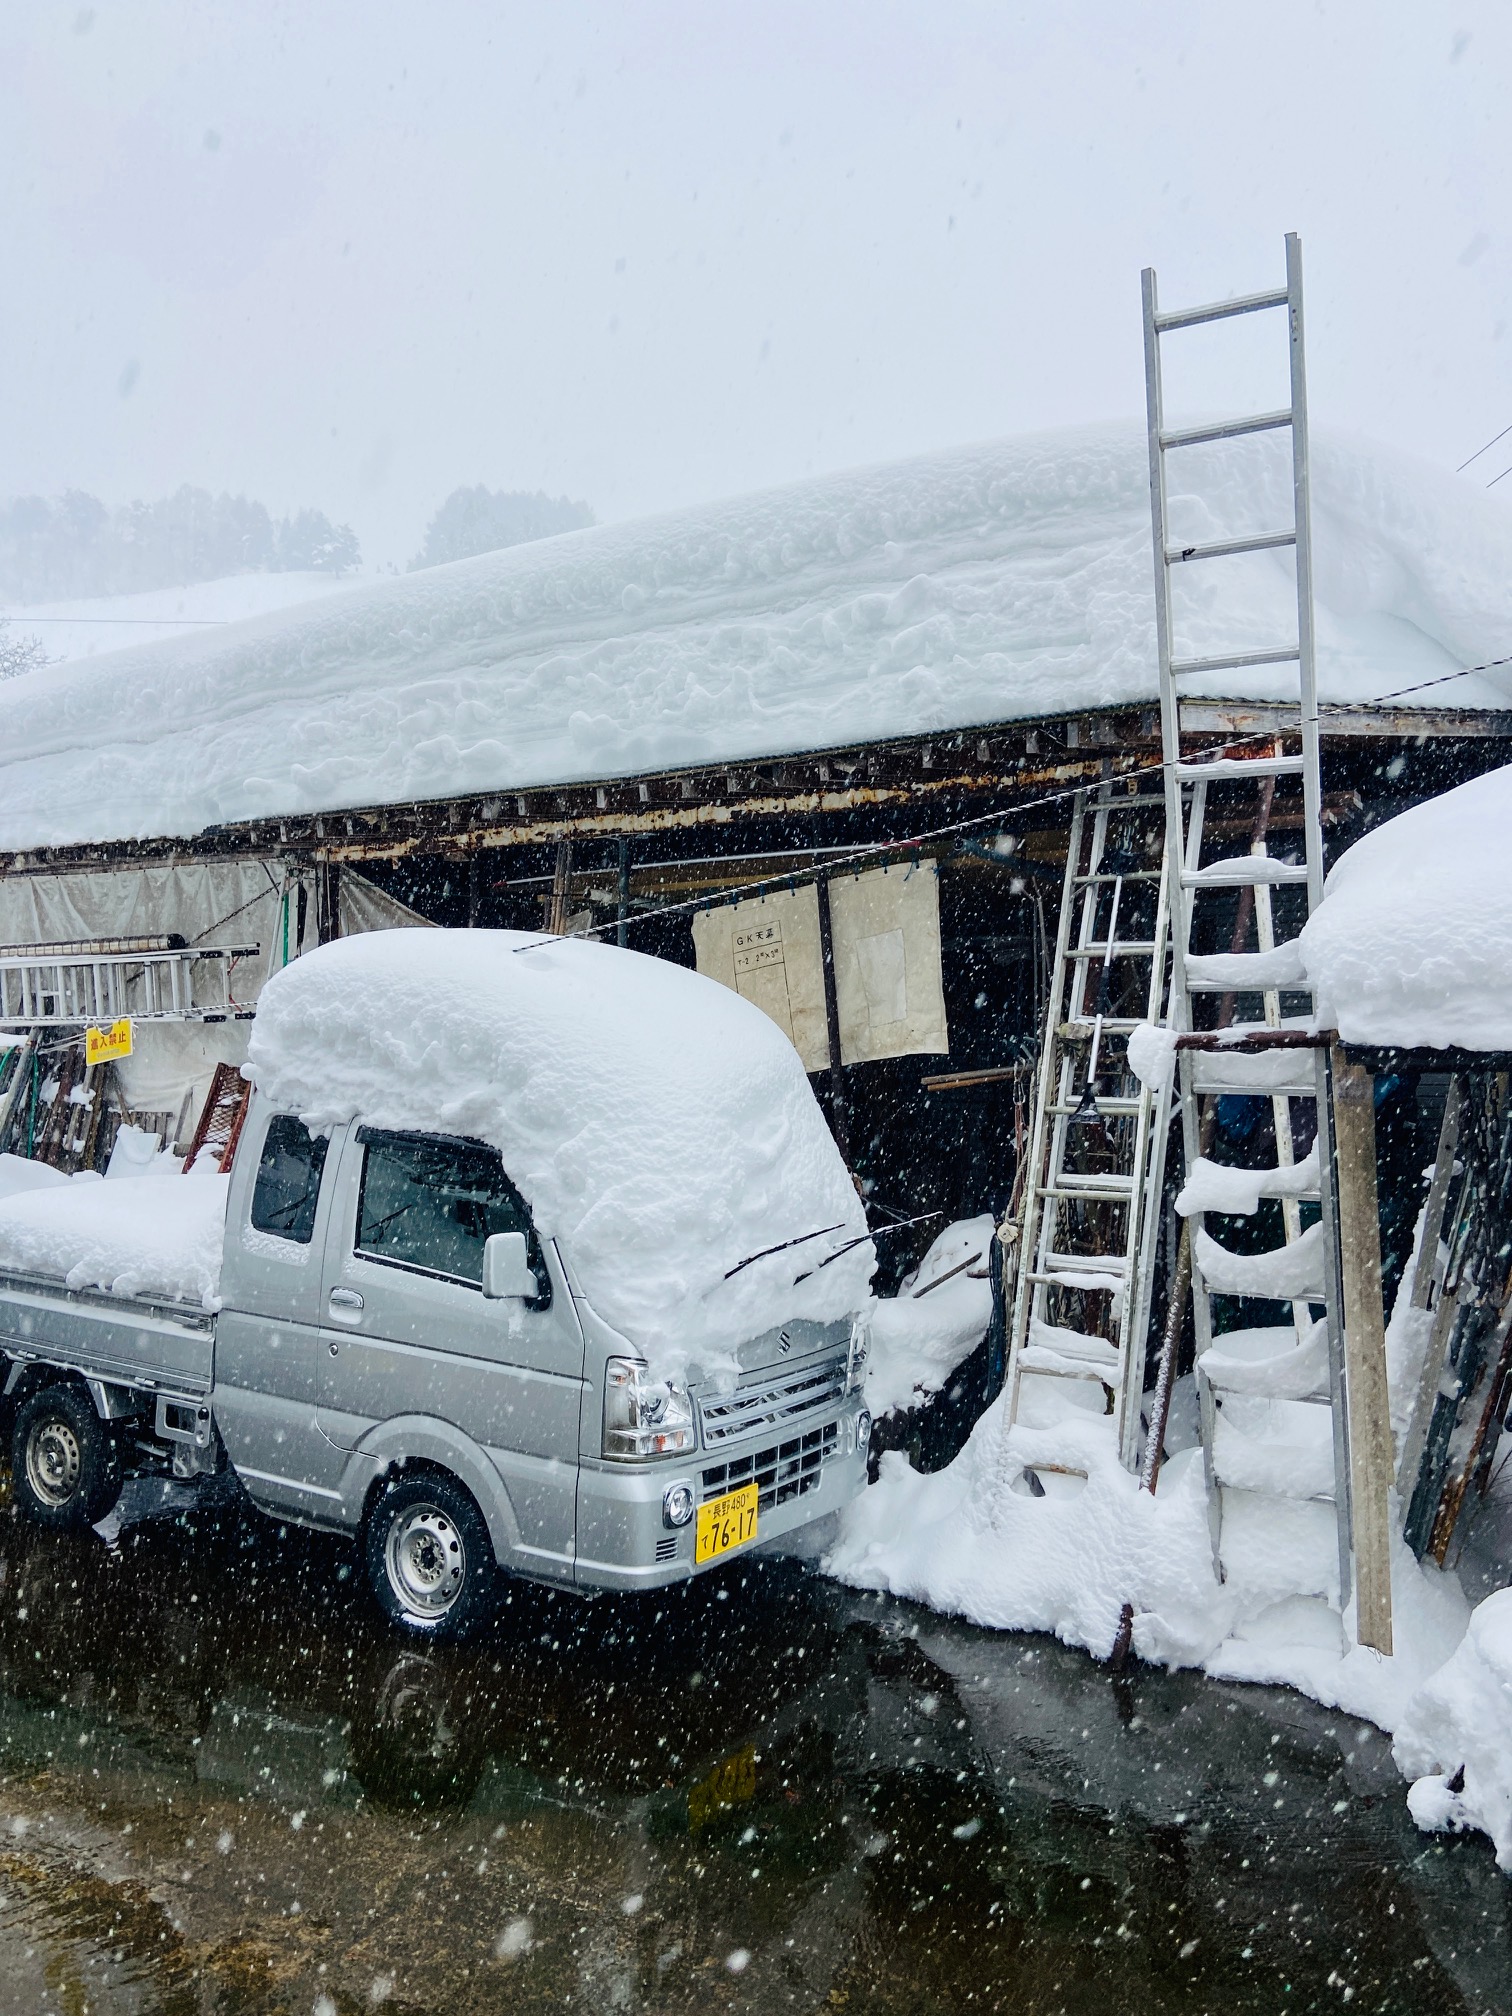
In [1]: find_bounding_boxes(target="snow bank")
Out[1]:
[0,426,1507,850]
[828,1388,1468,1733]
[865,1215,994,1417]
[246,929,872,1378]
[1300,761,1512,1051]
[0,1165,228,1310]
[1395,1589,1512,1872]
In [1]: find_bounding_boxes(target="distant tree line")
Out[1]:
[0,487,361,603]
[409,486,594,570]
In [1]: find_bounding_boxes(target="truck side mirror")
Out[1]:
[481,1230,537,1300]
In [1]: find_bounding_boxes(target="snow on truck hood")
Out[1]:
[0,425,1507,850]
[247,929,874,1378]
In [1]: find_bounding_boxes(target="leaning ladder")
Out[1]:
[1143,233,1355,1611]
[1004,777,1173,1466]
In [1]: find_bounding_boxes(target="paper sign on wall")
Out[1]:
[85,1018,134,1066]
[829,862,949,1065]
[691,885,830,1072]
[692,862,949,1072]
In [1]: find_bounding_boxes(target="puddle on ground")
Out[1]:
[0,1496,1505,2015]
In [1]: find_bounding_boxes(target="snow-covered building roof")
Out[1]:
[1,424,1509,854]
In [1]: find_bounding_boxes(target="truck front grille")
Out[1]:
[698,1356,847,1446]
[701,1421,839,1515]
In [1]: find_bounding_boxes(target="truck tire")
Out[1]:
[363,1471,497,1641]
[11,1384,123,1531]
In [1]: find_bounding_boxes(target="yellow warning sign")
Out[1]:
[85,1019,133,1066]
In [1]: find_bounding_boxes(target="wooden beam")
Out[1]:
[1330,1046,1395,1655]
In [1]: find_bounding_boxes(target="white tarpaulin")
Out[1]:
[691,884,830,1072]
[692,862,948,1071]
[829,863,949,1064]
[0,861,430,1130]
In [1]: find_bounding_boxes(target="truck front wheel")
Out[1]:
[11,1384,123,1531]
[364,1472,497,1641]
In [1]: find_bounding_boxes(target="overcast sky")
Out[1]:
[2,2,1508,569]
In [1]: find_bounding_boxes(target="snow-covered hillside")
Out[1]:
[1,572,357,665]
[0,424,1508,851]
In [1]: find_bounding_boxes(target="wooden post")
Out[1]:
[1330,1046,1394,1655]
[547,840,573,935]
[816,874,850,1161]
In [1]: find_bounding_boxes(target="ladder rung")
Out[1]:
[1166,530,1296,565]
[1169,646,1300,678]
[1034,1261,1130,1282]
[1182,858,1309,889]
[1065,941,1160,959]
[1175,755,1306,782]
[1039,1183,1135,1203]
[1154,285,1289,332]
[1047,1098,1143,1118]
[1160,408,1292,449]
[1059,1017,1149,1037]
[1073,869,1163,885]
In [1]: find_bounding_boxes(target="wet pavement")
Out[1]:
[0,1487,1505,2016]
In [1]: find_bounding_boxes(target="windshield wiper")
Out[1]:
[724,1222,848,1280]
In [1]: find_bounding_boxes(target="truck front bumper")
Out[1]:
[572,1404,871,1593]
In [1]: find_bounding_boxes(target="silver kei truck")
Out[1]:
[0,934,875,1640]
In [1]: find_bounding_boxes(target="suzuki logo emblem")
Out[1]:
[779,1329,793,1354]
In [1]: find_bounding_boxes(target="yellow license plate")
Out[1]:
[695,1482,759,1564]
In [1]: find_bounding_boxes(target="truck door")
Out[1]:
[214,1107,350,1516]
[316,1126,584,1577]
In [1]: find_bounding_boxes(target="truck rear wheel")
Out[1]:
[364,1472,497,1641]
[11,1384,123,1531]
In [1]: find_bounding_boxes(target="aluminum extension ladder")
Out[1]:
[0,942,259,1027]
[1004,777,1174,1467]
[1142,233,1355,1610]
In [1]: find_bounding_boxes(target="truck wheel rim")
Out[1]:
[26,1417,82,1508]
[385,1505,465,1618]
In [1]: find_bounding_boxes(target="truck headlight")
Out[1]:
[846,1315,871,1393]
[602,1358,695,1461]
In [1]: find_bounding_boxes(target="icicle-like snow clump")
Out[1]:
[247,928,873,1378]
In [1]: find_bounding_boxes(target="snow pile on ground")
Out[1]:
[1395,1590,1512,1872]
[865,1215,994,1417]
[829,1381,1469,1729]
[1299,760,1512,1051]
[0,426,1507,849]
[247,929,872,1378]
[0,1162,228,1310]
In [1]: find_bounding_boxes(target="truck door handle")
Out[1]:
[328,1288,364,1313]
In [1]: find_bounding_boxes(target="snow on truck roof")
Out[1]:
[1,424,1509,852]
[246,928,873,1377]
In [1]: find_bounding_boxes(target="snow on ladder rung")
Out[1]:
[1175,755,1306,782]
[1182,857,1309,889]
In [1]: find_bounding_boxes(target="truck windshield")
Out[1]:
[356,1131,534,1288]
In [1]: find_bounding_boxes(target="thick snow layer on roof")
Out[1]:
[0,425,1508,850]
[246,928,872,1378]
[1300,762,1512,1050]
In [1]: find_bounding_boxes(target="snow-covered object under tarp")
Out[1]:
[246,929,873,1379]
[1299,761,1512,1051]
[0,425,1507,851]
[864,1215,994,1417]
[0,1165,228,1310]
